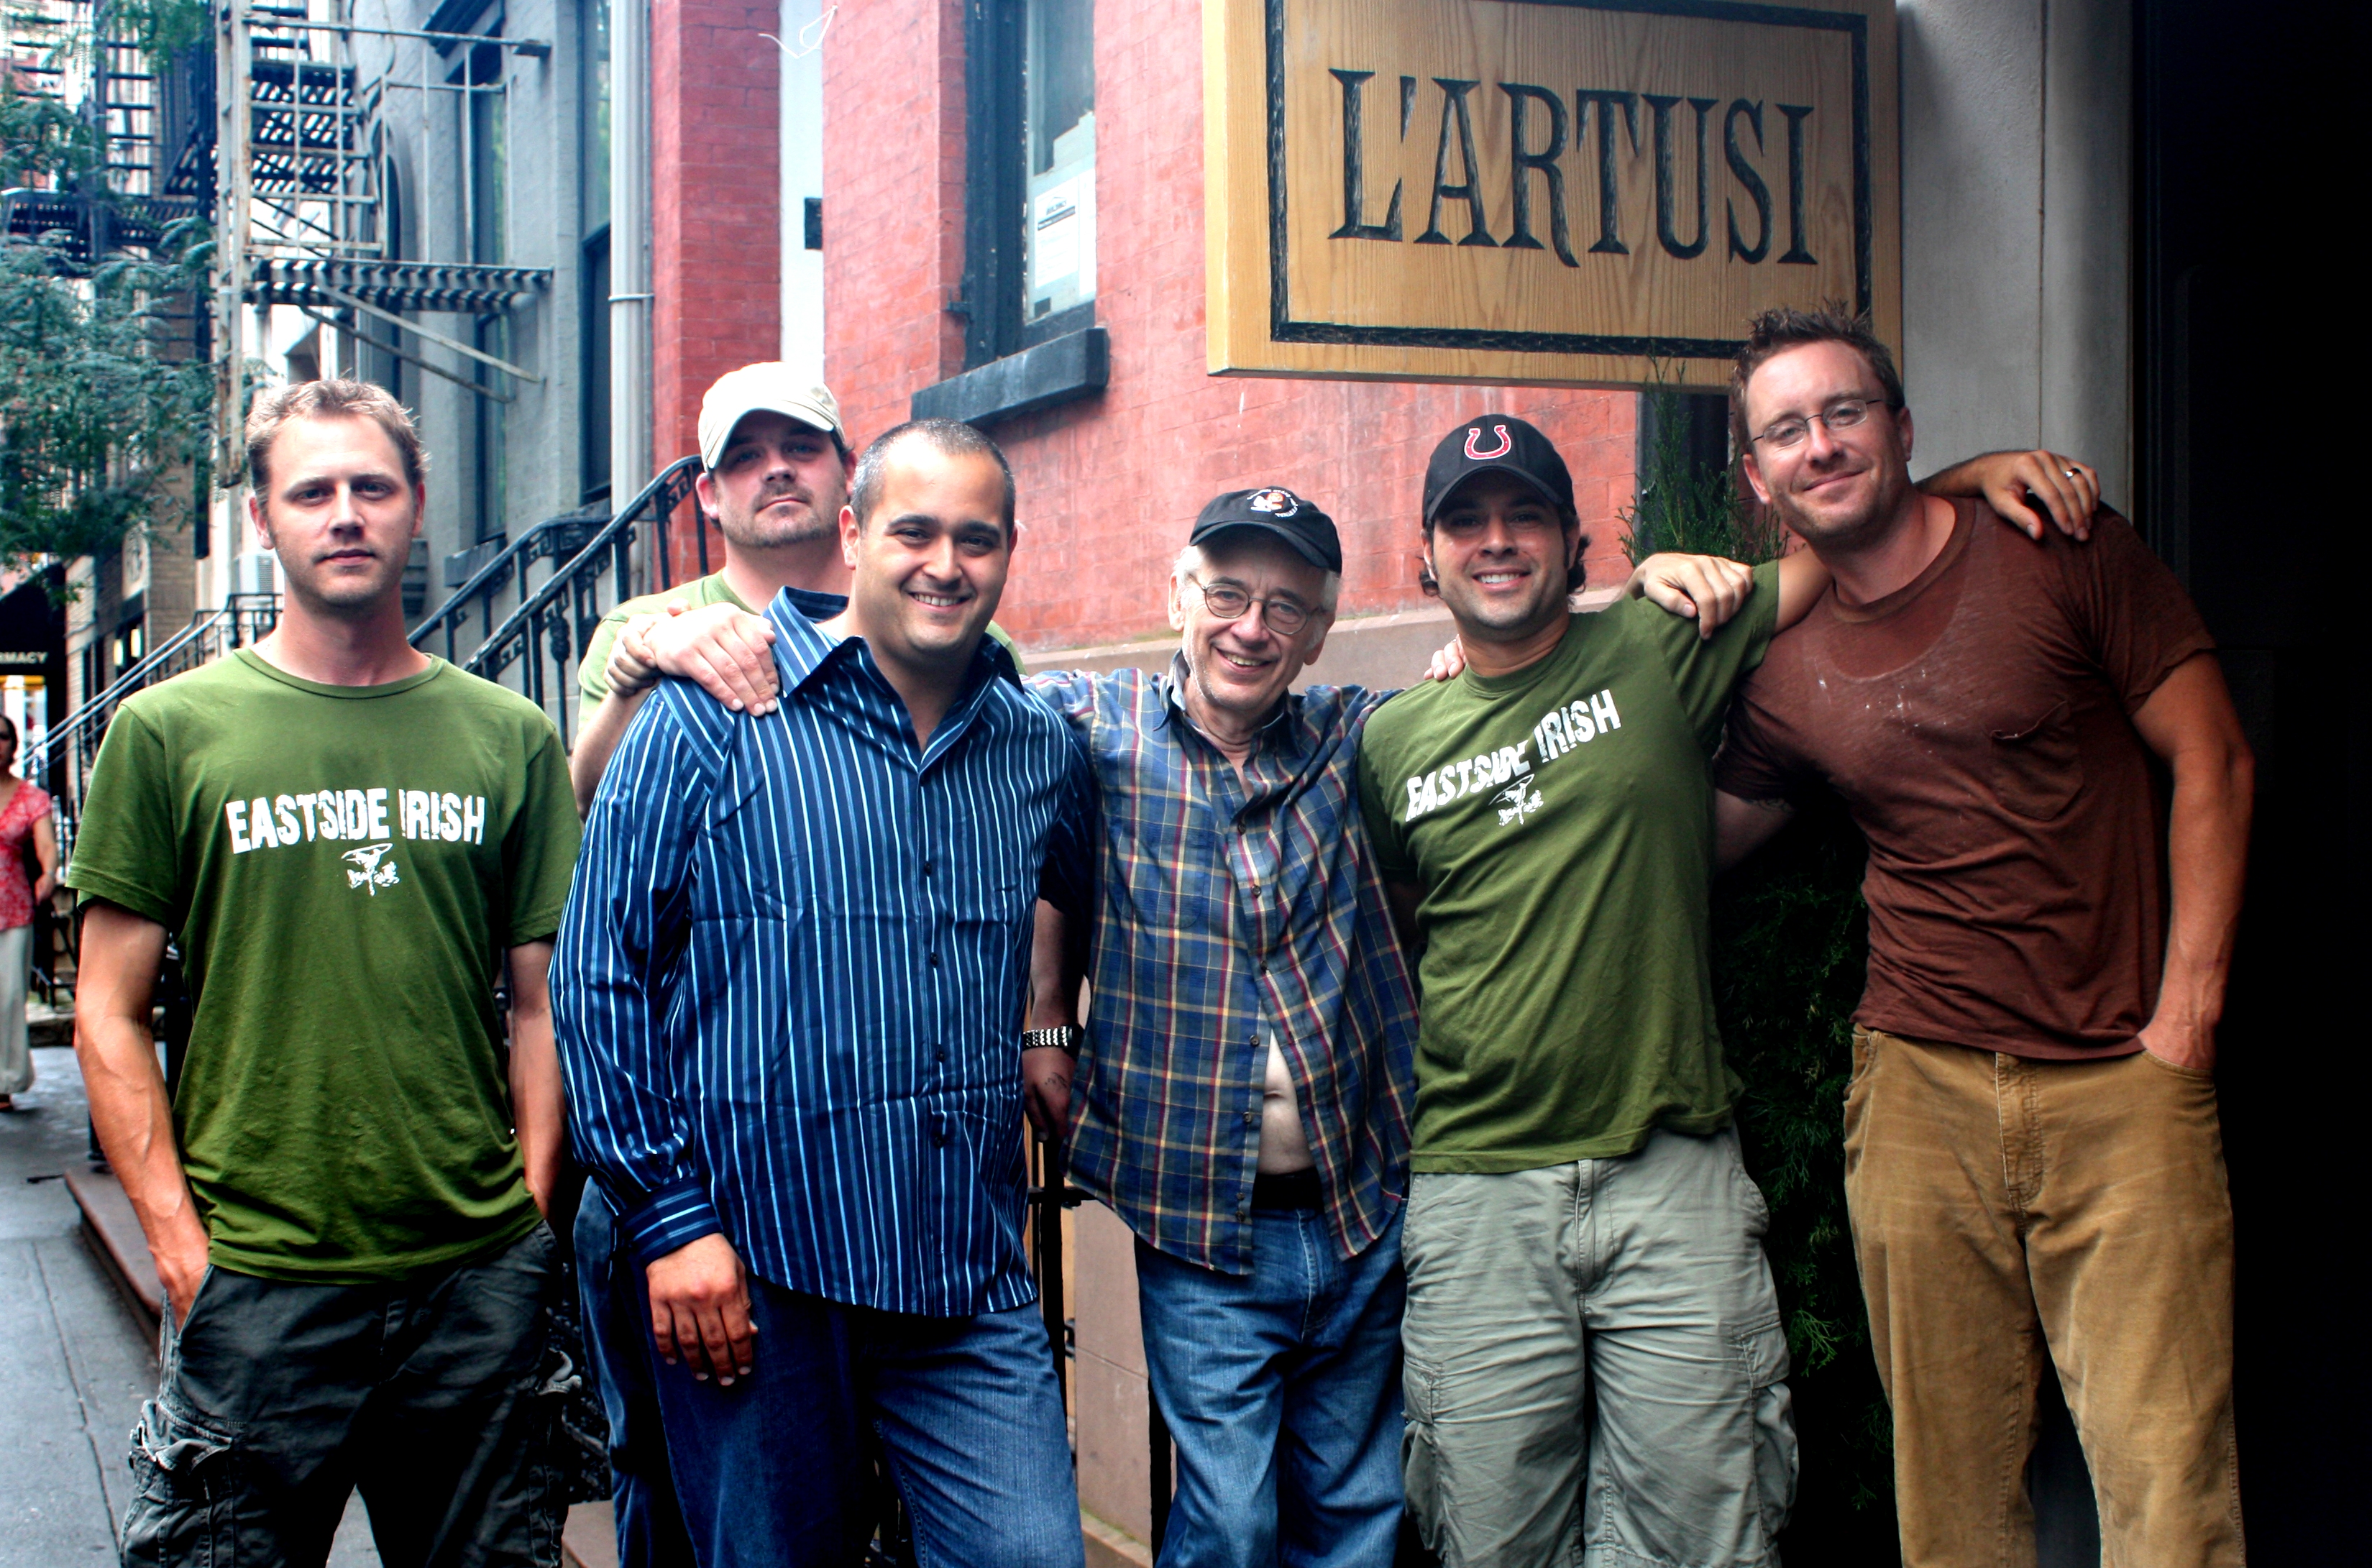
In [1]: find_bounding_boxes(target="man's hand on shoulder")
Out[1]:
[644,603,783,716]
[1920,449,2100,543]
[1627,552,1758,640]
[603,601,690,701]
[646,1232,756,1384]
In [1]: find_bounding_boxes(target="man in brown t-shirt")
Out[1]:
[1713,309,2253,1568]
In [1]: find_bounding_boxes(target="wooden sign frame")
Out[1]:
[1204,0,1901,389]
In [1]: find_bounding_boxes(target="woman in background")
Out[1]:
[0,715,57,1110]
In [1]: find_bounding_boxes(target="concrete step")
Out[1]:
[65,1163,164,1329]
[28,996,73,1050]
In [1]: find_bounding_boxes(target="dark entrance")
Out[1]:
[2138,0,2353,1559]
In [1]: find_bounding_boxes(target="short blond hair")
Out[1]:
[245,378,428,492]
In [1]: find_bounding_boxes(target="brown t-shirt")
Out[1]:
[1717,501,2214,1059]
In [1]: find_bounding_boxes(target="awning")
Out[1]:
[247,257,550,315]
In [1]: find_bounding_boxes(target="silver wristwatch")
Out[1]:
[1022,1025,1083,1058]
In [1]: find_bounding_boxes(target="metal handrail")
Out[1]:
[409,506,610,665]
[32,592,282,779]
[37,592,283,870]
[441,457,703,747]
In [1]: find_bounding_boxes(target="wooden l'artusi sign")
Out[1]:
[1204,0,1900,388]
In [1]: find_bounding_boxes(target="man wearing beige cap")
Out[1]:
[571,364,1022,812]
[567,363,856,811]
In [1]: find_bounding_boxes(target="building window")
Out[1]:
[963,0,1096,368]
[1023,0,1094,329]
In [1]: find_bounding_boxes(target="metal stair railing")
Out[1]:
[35,592,283,863]
[413,456,702,747]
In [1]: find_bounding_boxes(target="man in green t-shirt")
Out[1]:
[68,378,582,1567]
[1355,415,1826,1567]
[1360,419,2093,1563]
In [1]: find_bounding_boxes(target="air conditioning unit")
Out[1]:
[230,551,282,599]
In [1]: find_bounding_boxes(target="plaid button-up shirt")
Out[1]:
[1029,660,1416,1274]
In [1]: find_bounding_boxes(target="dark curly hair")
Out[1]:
[1728,303,1904,451]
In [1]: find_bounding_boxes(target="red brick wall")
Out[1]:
[822,0,971,436]
[823,0,1636,653]
[651,0,782,581]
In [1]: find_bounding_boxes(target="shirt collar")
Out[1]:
[781,584,849,622]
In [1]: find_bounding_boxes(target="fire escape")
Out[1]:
[22,1,565,835]
[196,0,554,467]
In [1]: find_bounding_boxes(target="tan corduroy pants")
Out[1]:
[1844,1027,2244,1568]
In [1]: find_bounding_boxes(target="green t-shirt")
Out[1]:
[575,572,1025,728]
[576,572,756,723]
[1356,564,1780,1173]
[65,651,582,1281]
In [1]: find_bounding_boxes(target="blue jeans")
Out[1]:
[575,1189,695,1567]
[651,1275,1083,1568]
[1134,1206,1406,1568]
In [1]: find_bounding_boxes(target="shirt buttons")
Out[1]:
[921,859,935,876]
[1242,1109,1258,1126]
[928,952,940,968]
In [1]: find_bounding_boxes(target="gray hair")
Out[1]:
[848,419,1016,536]
[1173,543,1342,617]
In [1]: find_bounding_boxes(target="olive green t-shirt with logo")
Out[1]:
[1356,564,1780,1173]
[66,651,582,1281]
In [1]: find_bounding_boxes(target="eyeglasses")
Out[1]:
[1186,577,1314,635]
[1752,397,1894,451]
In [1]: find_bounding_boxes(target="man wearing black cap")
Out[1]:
[1356,413,2091,1566]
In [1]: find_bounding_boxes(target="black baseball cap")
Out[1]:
[1189,487,1342,573]
[1422,416,1575,523]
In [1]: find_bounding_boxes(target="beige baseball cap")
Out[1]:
[697,364,844,470]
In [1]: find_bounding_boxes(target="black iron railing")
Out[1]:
[409,457,702,745]
[35,593,282,864]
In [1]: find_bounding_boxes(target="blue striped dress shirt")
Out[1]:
[553,593,1091,1317]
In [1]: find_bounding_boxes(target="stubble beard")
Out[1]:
[1437,562,1566,646]
[720,489,840,552]
[1769,451,1918,556]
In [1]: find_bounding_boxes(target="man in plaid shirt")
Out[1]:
[1023,488,1419,1562]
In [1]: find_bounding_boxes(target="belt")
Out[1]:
[1250,1168,1322,1211]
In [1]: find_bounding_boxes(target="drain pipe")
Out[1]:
[610,0,656,562]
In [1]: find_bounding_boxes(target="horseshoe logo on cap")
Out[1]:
[1464,423,1513,460]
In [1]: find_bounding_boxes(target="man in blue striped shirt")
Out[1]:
[554,419,1092,1567]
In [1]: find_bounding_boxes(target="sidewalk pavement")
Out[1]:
[0,1045,380,1567]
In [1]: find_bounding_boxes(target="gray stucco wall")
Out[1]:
[358,0,597,592]
[1899,0,2133,508]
